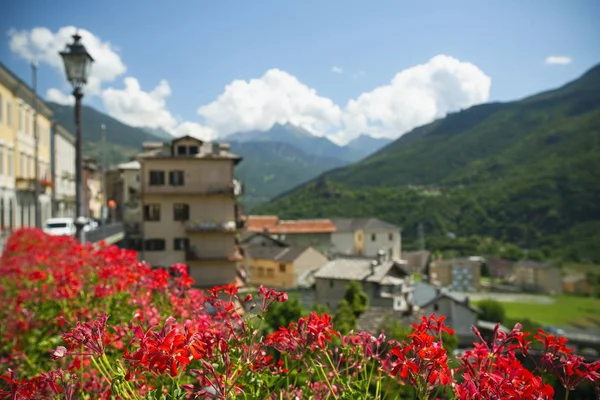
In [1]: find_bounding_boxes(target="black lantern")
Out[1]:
[59,32,94,89]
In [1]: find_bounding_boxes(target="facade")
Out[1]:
[429,258,482,292]
[51,123,76,218]
[486,258,513,281]
[83,158,103,219]
[402,250,431,273]
[106,160,141,227]
[330,218,402,260]
[313,252,413,312]
[247,243,329,289]
[562,273,592,295]
[140,136,245,288]
[246,215,336,254]
[513,261,562,294]
[0,62,52,246]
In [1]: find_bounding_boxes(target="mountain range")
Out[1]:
[256,64,600,263]
[47,104,390,208]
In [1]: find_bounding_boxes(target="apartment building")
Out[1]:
[140,135,244,288]
[0,62,52,239]
[51,122,76,217]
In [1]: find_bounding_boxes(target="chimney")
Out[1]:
[377,249,386,265]
[370,260,378,275]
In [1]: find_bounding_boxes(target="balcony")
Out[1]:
[185,246,244,262]
[184,220,238,233]
[144,180,244,197]
[15,177,53,193]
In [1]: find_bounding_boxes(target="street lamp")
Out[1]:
[59,31,94,243]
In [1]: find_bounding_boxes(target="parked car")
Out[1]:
[43,218,76,236]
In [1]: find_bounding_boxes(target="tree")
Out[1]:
[343,281,369,318]
[477,299,506,324]
[333,299,357,335]
[263,298,305,333]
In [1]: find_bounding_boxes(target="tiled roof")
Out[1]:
[248,245,309,263]
[314,257,409,283]
[356,307,424,336]
[402,251,431,269]
[247,216,336,234]
[332,218,400,232]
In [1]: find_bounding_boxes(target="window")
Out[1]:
[257,267,264,277]
[177,145,187,156]
[329,280,334,288]
[388,232,393,241]
[18,105,23,132]
[9,199,13,229]
[433,304,439,312]
[0,198,4,229]
[169,170,184,186]
[0,94,3,123]
[7,102,12,127]
[144,204,161,221]
[19,153,24,177]
[173,237,189,250]
[145,239,165,251]
[149,170,165,186]
[7,150,12,177]
[371,233,376,242]
[173,203,189,221]
[189,145,199,155]
[0,146,4,175]
[279,263,286,273]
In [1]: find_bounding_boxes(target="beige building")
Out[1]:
[330,218,402,260]
[140,135,245,288]
[429,257,482,292]
[106,160,141,226]
[0,62,53,242]
[51,122,76,217]
[513,261,562,294]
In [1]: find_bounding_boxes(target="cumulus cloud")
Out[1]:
[331,66,343,74]
[198,55,491,143]
[9,26,126,96]
[46,88,74,106]
[545,56,572,65]
[172,122,217,141]
[198,69,343,136]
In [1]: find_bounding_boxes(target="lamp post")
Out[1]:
[59,31,94,243]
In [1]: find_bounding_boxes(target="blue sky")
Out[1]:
[2,0,599,143]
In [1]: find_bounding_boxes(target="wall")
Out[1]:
[0,83,17,238]
[249,258,294,288]
[187,260,238,289]
[293,247,329,281]
[422,297,477,341]
[53,125,76,218]
[278,232,332,255]
[330,232,356,255]
[362,229,401,260]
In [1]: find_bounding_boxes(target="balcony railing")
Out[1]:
[144,180,244,197]
[184,220,238,233]
[15,177,53,193]
[185,246,244,262]
[84,223,125,245]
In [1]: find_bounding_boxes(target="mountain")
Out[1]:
[256,64,600,263]
[141,127,174,141]
[48,102,164,165]
[345,134,392,159]
[230,141,346,209]
[226,124,388,162]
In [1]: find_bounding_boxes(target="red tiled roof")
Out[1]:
[247,215,336,234]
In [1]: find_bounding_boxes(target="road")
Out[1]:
[456,292,555,304]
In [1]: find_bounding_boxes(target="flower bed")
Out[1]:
[0,229,598,399]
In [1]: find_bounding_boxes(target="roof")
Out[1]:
[487,258,513,269]
[118,160,140,170]
[248,245,309,263]
[412,281,439,307]
[247,215,336,234]
[241,232,288,247]
[356,307,424,336]
[314,257,410,283]
[419,290,481,314]
[402,251,431,269]
[332,218,400,232]
[515,261,555,269]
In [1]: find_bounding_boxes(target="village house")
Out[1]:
[486,258,513,281]
[313,251,413,312]
[562,273,592,295]
[412,281,481,345]
[402,250,431,273]
[245,215,336,255]
[330,218,402,260]
[429,257,482,292]
[513,261,562,294]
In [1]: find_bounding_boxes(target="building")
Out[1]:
[402,250,431,273]
[429,257,482,292]
[513,261,562,294]
[313,251,413,312]
[246,243,329,289]
[0,62,53,242]
[50,122,76,218]
[486,258,513,281]
[83,158,103,219]
[562,273,592,295]
[246,215,336,254]
[139,135,245,287]
[330,218,402,260]
[415,285,480,345]
[106,160,141,224]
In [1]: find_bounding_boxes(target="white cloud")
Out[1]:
[198,55,490,143]
[46,88,74,106]
[331,66,343,74]
[172,122,217,141]
[101,78,177,130]
[545,56,572,65]
[198,69,343,136]
[9,26,126,96]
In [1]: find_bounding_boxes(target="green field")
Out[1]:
[476,295,600,328]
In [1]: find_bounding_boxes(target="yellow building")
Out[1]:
[0,62,53,240]
[139,135,245,288]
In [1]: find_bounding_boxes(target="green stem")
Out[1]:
[310,359,338,399]
[565,389,570,400]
